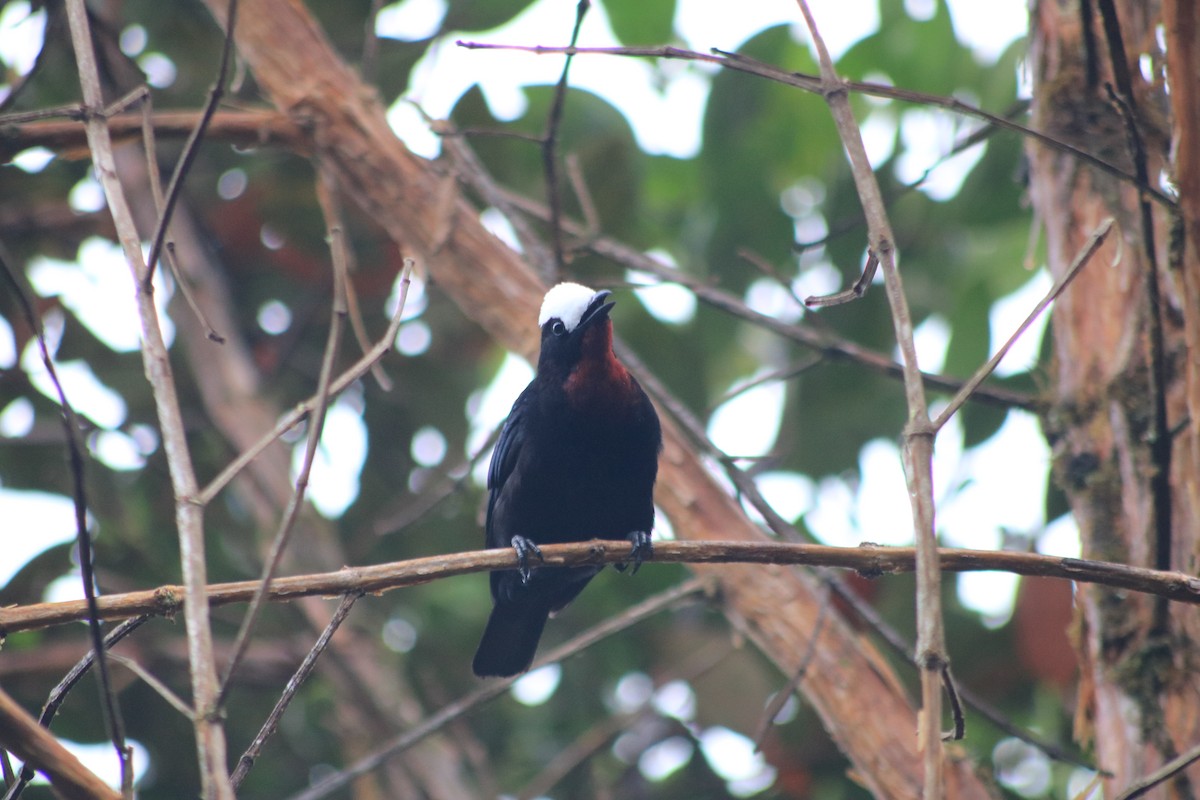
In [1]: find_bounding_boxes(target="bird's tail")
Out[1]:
[472,598,551,678]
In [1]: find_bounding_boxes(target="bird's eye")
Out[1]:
[551,320,567,336]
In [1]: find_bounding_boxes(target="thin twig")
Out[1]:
[63,2,232,794]
[341,249,392,389]
[454,40,1174,208]
[939,665,964,741]
[825,579,1101,773]
[751,586,831,750]
[231,593,361,789]
[216,167,351,707]
[198,259,414,505]
[496,186,1037,410]
[1113,741,1200,800]
[371,423,502,537]
[137,90,226,343]
[144,0,240,284]
[8,541,1200,636]
[433,114,557,272]
[283,577,707,800]
[932,218,1115,430]
[107,655,195,720]
[540,0,590,276]
[707,355,824,412]
[0,250,128,789]
[806,250,878,306]
[563,152,599,240]
[1097,10,1174,632]
[5,617,150,800]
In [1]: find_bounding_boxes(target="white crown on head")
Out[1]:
[538,282,598,332]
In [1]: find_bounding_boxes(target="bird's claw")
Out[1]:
[615,530,653,574]
[512,535,544,584]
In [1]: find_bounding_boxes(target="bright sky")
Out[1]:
[0,0,1050,793]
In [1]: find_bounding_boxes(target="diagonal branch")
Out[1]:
[932,218,1115,430]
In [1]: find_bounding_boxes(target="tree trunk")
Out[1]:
[1028,0,1200,794]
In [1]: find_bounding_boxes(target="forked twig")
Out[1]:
[790,1,942,795]
[144,0,240,284]
[3,616,150,800]
[198,259,414,506]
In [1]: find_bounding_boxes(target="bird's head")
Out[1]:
[536,282,617,377]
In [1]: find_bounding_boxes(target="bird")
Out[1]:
[472,282,662,678]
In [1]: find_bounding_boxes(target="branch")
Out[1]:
[6,541,1200,635]
[790,1,941,794]
[215,165,351,705]
[454,40,1174,208]
[0,109,301,160]
[284,578,706,800]
[0,686,121,800]
[63,2,232,795]
[490,185,1036,411]
[231,593,360,789]
[932,218,1114,430]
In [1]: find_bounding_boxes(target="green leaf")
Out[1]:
[602,0,676,45]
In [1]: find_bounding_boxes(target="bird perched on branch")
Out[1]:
[472,282,662,678]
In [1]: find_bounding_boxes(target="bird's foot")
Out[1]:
[512,535,544,584]
[615,530,653,574]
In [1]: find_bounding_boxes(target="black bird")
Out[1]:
[472,282,662,677]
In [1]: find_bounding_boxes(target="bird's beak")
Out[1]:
[577,290,615,331]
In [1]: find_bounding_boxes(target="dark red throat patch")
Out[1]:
[564,320,635,410]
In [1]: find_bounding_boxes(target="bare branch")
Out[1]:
[283,578,708,800]
[0,252,128,791]
[231,593,361,789]
[6,541,1200,636]
[144,0,240,283]
[539,0,589,276]
[455,40,1174,208]
[107,655,195,720]
[790,1,941,792]
[1112,741,1200,800]
[197,259,414,505]
[63,1,232,794]
[216,165,351,706]
[0,687,120,800]
[932,218,1115,430]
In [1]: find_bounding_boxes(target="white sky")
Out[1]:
[1,0,1047,791]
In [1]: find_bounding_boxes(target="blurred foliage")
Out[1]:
[0,0,1080,798]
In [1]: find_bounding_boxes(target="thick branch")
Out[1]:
[0,686,121,800]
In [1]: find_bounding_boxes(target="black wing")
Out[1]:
[485,386,532,550]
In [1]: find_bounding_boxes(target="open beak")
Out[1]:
[577,290,615,331]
